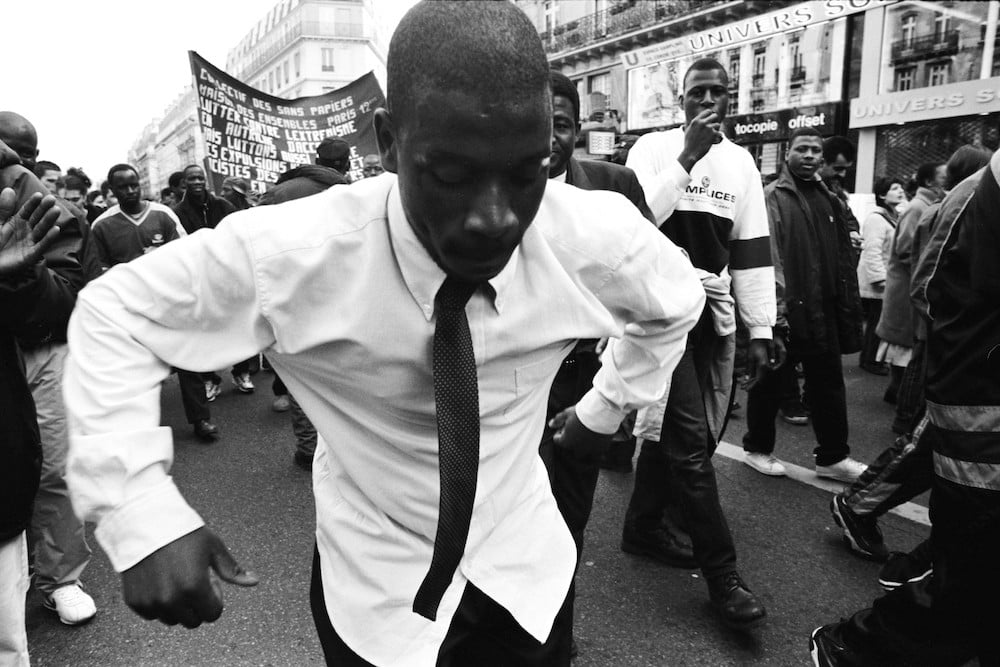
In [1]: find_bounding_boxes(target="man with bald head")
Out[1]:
[63,2,704,664]
[0,111,39,170]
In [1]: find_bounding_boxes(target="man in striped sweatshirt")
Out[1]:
[620,57,778,629]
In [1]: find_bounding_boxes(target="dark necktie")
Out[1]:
[412,276,480,621]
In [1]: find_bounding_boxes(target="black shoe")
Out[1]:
[193,419,219,442]
[809,623,867,666]
[621,525,697,569]
[830,496,889,562]
[861,362,889,376]
[294,451,314,471]
[779,400,809,425]
[707,571,766,629]
[878,540,932,591]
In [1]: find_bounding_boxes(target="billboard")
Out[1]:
[189,51,385,192]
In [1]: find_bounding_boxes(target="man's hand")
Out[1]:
[549,406,614,462]
[849,230,862,252]
[0,189,61,277]
[743,337,786,391]
[122,527,258,629]
[678,109,722,173]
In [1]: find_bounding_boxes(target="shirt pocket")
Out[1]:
[501,356,558,420]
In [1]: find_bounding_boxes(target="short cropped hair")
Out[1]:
[168,171,185,188]
[682,57,728,90]
[915,162,943,188]
[182,164,203,177]
[107,163,137,184]
[550,70,580,123]
[822,136,855,164]
[789,127,823,143]
[387,1,550,124]
[276,164,348,187]
[33,160,60,177]
[945,145,992,189]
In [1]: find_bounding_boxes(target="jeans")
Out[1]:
[860,297,883,369]
[177,369,210,424]
[290,395,317,457]
[0,533,29,667]
[626,319,738,580]
[23,343,91,596]
[743,350,850,466]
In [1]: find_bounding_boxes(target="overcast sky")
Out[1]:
[4,0,415,186]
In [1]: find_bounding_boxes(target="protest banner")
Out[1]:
[189,51,384,192]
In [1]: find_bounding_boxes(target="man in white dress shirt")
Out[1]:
[63,2,705,665]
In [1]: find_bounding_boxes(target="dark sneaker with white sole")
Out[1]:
[830,495,889,562]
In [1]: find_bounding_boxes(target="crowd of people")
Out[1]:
[1,2,998,666]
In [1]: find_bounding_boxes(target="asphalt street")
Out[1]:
[26,355,928,666]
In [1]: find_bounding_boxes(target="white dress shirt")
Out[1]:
[64,173,705,666]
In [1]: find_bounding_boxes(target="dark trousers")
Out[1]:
[842,431,932,518]
[743,350,849,466]
[893,339,926,435]
[310,548,572,666]
[625,317,738,580]
[839,422,1000,665]
[176,369,209,424]
[860,297,883,369]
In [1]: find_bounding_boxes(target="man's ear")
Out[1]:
[373,108,398,174]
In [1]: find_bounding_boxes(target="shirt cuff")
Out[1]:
[575,388,625,435]
[747,325,773,340]
[94,477,205,572]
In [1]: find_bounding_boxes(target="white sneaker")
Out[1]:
[204,380,221,402]
[233,372,255,394]
[272,395,291,412]
[743,452,787,477]
[815,457,868,483]
[44,584,97,625]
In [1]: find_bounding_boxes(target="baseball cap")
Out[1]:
[316,137,351,163]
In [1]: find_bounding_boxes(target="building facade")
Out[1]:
[224,0,389,98]
[132,0,387,195]
[521,0,1000,193]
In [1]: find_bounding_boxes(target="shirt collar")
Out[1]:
[386,182,516,321]
[550,170,567,183]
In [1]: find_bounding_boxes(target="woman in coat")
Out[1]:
[857,177,905,375]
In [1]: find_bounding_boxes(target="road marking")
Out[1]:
[716,441,930,527]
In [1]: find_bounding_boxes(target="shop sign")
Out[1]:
[724,102,840,142]
[849,76,1000,128]
[621,0,895,69]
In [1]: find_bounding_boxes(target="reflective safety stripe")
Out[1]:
[934,452,1000,491]
[926,401,1000,433]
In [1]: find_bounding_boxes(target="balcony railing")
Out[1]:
[790,65,806,82]
[540,0,728,55]
[751,73,765,87]
[891,30,960,64]
[236,20,368,80]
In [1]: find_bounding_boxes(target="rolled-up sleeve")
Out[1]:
[63,218,275,571]
[575,221,705,434]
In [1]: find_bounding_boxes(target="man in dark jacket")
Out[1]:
[743,127,866,483]
[810,147,1000,667]
[171,164,234,432]
[0,140,75,665]
[0,115,96,626]
[542,71,657,649]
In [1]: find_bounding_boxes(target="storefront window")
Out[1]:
[881,1,989,93]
